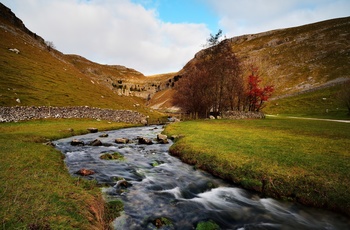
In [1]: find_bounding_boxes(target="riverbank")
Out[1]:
[164,117,350,217]
[54,125,349,229]
[0,119,135,229]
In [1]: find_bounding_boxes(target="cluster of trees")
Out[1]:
[174,31,274,118]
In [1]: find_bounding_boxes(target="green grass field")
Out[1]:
[264,84,350,119]
[164,117,350,216]
[0,116,349,229]
[0,119,133,229]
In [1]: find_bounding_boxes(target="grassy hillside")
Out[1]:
[0,4,161,118]
[225,17,350,97]
[1,2,349,119]
[65,54,146,89]
[153,17,350,117]
[264,84,349,119]
[147,88,177,111]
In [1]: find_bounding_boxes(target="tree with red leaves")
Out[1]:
[246,67,274,112]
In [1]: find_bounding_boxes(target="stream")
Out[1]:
[53,125,350,230]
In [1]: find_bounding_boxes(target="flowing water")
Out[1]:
[54,125,350,230]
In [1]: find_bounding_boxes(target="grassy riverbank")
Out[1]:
[0,119,134,229]
[164,117,350,216]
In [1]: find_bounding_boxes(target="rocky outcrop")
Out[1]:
[0,3,45,43]
[0,106,145,123]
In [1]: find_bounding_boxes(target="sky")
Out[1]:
[1,0,349,75]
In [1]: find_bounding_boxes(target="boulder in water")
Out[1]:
[89,139,102,146]
[149,217,174,229]
[138,137,153,145]
[71,139,84,146]
[76,168,95,176]
[116,179,132,189]
[157,134,168,144]
[115,138,130,144]
[87,127,98,133]
[100,152,124,160]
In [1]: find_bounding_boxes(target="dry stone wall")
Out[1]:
[0,106,145,123]
[222,111,265,119]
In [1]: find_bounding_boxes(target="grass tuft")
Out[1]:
[196,219,220,230]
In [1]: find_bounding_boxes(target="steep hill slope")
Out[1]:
[230,17,350,97]
[187,17,350,96]
[0,3,155,115]
[150,17,350,115]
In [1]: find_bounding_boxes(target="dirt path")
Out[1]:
[266,114,350,123]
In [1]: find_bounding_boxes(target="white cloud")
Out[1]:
[3,0,349,75]
[205,0,350,37]
[2,0,210,75]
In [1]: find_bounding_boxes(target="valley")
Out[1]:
[1,2,349,118]
[0,2,349,229]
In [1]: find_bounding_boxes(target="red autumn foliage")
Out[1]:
[246,69,274,112]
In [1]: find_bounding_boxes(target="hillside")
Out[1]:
[0,3,162,117]
[183,17,350,97]
[150,17,350,116]
[64,54,168,99]
[1,2,349,118]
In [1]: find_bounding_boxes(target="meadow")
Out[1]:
[264,84,349,119]
[164,117,350,216]
[0,116,349,229]
[0,119,133,229]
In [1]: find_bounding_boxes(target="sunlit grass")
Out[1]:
[0,119,134,229]
[164,117,350,215]
[264,84,349,119]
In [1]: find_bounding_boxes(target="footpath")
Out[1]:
[266,114,350,123]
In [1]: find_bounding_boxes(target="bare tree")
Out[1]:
[207,41,243,115]
[206,29,223,47]
[45,41,55,51]
[174,31,243,118]
[173,60,213,117]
